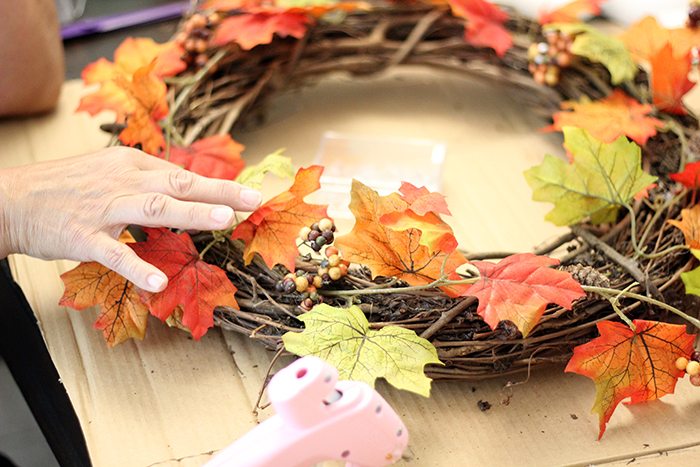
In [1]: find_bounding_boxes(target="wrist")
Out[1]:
[0,168,13,258]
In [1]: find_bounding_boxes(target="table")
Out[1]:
[2,73,700,467]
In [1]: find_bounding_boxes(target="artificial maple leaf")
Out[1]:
[231,166,329,270]
[59,262,149,347]
[539,0,604,25]
[130,228,239,339]
[212,11,311,50]
[525,127,657,226]
[235,150,294,189]
[335,180,468,297]
[114,64,169,155]
[464,254,585,337]
[543,90,663,146]
[650,43,695,115]
[620,16,700,62]
[81,37,186,85]
[161,135,245,180]
[380,209,458,255]
[282,304,442,397]
[668,205,700,249]
[566,319,695,439]
[447,0,512,57]
[396,182,451,216]
[681,250,700,296]
[670,161,700,189]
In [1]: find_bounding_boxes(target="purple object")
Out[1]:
[61,2,190,40]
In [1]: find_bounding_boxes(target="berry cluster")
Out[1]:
[275,218,349,310]
[175,13,221,68]
[689,1,700,28]
[528,30,574,87]
[675,351,700,386]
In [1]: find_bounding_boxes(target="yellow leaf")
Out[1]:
[282,304,442,397]
[524,127,657,226]
[235,150,294,189]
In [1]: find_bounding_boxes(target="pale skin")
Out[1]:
[0,2,262,293]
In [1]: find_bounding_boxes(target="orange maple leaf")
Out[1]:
[161,135,245,180]
[212,10,311,50]
[464,254,585,337]
[81,37,186,85]
[620,16,700,62]
[59,262,149,347]
[447,0,513,57]
[543,90,664,146]
[671,161,700,188]
[114,64,169,155]
[668,205,700,249]
[231,166,329,270]
[650,43,696,115]
[396,182,451,216]
[131,228,239,339]
[335,180,468,297]
[566,320,695,439]
[539,0,604,25]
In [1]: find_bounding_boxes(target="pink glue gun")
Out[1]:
[205,356,409,467]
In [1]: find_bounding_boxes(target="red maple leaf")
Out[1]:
[161,135,245,180]
[448,0,513,57]
[212,11,311,50]
[464,253,585,337]
[671,161,700,188]
[231,166,329,270]
[650,43,696,115]
[566,320,695,439]
[130,228,239,339]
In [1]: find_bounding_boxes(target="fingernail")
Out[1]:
[210,206,234,224]
[240,189,262,208]
[147,274,167,291]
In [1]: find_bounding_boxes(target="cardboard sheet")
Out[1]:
[2,75,700,467]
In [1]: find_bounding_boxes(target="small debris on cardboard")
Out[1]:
[477,400,491,412]
[570,413,578,420]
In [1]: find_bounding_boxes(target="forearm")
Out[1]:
[0,168,14,258]
[0,0,64,116]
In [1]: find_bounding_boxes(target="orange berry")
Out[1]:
[676,357,689,371]
[686,360,700,376]
[534,70,546,85]
[328,254,341,267]
[313,275,323,288]
[194,39,208,53]
[325,246,339,257]
[317,267,328,277]
[190,13,207,29]
[185,38,196,51]
[339,263,349,276]
[556,52,571,67]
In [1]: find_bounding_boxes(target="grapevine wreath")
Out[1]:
[62,0,700,438]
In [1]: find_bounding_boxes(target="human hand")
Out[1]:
[0,147,262,292]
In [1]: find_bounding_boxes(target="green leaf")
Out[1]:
[282,304,442,397]
[545,22,637,84]
[235,150,294,189]
[524,127,656,226]
[681,250,700,296]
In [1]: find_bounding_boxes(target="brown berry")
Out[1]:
[691,350,700,361]
[295,276,309,293]
[687,360,700,376]
[676,357,689,371]
[301,298,314,310]
[691,374,700,386]
[195,54,208,68]
[308,230,321,241]
[328,267,342,281]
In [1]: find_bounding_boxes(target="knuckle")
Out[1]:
[168,170,195,197]
[104,244,129,270]
[143,194,170,219]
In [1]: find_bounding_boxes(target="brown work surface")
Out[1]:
[2,73,700,467]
